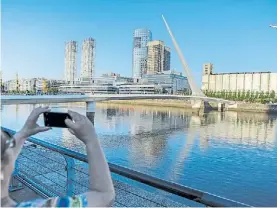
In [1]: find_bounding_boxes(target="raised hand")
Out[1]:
[19,106,52,138]
[65,110,97,144]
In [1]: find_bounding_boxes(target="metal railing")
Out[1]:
[2,127,250,207]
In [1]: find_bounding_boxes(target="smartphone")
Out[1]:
[44,112,72,128]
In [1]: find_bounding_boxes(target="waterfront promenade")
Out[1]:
[13,144,200,207]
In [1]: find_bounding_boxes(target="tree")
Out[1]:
[219,90,224,99]
[265,91,270,99]
[270,90,276,99]
[246,90,251,101]
[241,90,246,101]
[228,91,233,100]
[222,90,226,99]
[214,91,218,98]
[255,91,259,99]
[227,90,232,100]
[1,84,4,92]
[237,90,241,101]
[249,91,255,102]
[204,90,209,96]
[260,91,265,99]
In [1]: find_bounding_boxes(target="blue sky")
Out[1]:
[2,0,277,84]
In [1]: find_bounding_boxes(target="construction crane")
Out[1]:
[269,24,277,29]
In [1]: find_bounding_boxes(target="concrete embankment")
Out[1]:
[102,99,193,108]
[102,99,277,113]
[227,102,277,113]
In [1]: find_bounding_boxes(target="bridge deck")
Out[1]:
[1,94,234,105]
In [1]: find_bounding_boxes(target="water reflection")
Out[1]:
[199,112,277,148]
[1,103,277,206]
[96,103,277,150]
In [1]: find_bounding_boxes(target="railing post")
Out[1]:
[64,156,75,196]
[86,101,95,125]
[9,160,23,192]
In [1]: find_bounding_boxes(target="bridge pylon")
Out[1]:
[162,15,205,97]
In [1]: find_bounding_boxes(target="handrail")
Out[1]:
[2,127,250,207]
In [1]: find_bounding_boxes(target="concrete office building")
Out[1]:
[64,41,77,84]
[101,73,133,86]
[141,71,189,94]
[119,84,161,94]
[132,29,152,80]
[81,38,95,82]
[147,41,170,74]
[202,63,277,93]
[73,73,133,87]
[59,85,118,94]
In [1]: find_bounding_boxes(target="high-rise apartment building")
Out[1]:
[146,40,171,74]
[64,41,77,84]
[81,38,95,82]
[132,29,152,79]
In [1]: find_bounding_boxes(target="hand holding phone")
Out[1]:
[65,110,97,144]
[44,112,72,128]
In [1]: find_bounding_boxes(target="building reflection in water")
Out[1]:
[95,103,277,170]
[2,103,277,151]
[2,103,277,166]
[199,112,277,148]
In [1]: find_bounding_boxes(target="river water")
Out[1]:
[1,102,277,206]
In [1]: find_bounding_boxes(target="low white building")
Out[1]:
[140,71,190,94]
[73,74,133,88]
[4,78,61,93]
[118,84,162,94]
[19,79,34,92]
[202,63,277,93]
[59,84,117,94]
[4,80,17,91]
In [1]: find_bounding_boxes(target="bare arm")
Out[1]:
[13,106,51,158]
[65,111,115,207]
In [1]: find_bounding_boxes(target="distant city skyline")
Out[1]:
[2,0,277,84]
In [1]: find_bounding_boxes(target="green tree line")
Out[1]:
[204,90,277,104]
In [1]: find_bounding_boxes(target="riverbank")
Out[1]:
[102,99,277,113]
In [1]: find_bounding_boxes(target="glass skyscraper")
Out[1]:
[132,28,152,80]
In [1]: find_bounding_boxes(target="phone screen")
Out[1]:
[44,112,72,128]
